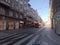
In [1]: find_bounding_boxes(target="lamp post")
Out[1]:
[23,0,27,28]
[23,11,26,28]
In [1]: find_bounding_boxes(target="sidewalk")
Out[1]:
[0,28,43,39]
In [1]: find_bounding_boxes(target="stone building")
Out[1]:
[0,0,30,30]
[50,0,60,34]
[0,0,43,30]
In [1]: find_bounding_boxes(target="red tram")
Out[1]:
[32,22,42,28]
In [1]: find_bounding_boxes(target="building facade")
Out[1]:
[0,0,43,30]
[50,0,60,34]
[0,0,29,30]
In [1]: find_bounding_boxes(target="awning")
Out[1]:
[20,21,24,23]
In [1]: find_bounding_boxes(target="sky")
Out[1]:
[29,0,49,22]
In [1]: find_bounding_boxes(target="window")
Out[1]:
[5,0,8,2]
[5,0,10,3]
[0,7,5,15]
[11,3,15,8]
[20,15,22,19]
[15,13,18,18]
[16,0,19,1]
[16,5,19,10]
[8,0,10,3]
[19,0,23,4]
[9,10,13,16]
[20,5,23,9]
[14,2,19,10]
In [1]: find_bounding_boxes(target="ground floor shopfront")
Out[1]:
[0,16,24,30]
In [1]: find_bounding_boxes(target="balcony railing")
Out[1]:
[0,0,10,7]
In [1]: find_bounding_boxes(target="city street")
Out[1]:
[0,0,60,45]
[0,27,60,45]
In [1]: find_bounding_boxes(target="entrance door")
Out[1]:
[15,21,19,30]
[3,21,6,30]
[8,21,14,30]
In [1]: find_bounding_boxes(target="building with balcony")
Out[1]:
[0,0,30,30]
[0,0,43,30]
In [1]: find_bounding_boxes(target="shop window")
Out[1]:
[8,21,14,29]
[3,21,6,30]
[15,3,19,10]
[15,21,19,29]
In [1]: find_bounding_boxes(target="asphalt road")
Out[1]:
[0,27,60,45]
[33,28,60,45]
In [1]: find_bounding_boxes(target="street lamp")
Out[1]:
[22,0,27,28]
[23,11,26,28]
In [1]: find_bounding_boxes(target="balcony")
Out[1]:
[26,15,33,22]
[0,0,10,7]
